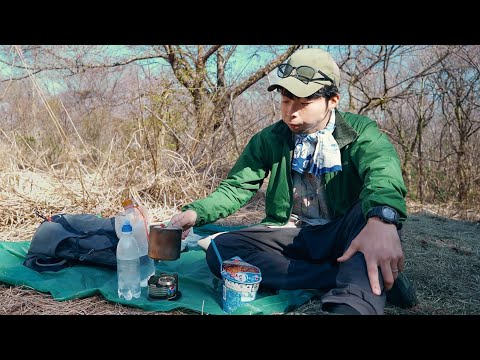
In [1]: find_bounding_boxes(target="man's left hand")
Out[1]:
[337,217,404,295]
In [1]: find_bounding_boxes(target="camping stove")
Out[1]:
[147,225,182,301]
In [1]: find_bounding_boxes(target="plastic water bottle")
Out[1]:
[121,199,155,287]
[117,219,141,300]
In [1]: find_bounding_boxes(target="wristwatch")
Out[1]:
[366,205,400,228]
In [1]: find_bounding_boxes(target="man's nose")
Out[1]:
[285,102,300,117]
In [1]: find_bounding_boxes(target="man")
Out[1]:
[169,47,416,315]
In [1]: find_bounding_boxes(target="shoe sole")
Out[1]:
[386,272,418,308]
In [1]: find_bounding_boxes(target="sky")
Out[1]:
[0,45,335,98]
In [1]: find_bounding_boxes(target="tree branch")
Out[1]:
[203,45,222,63]
[230,45,301,99]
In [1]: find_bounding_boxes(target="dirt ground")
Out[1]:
[1,205,479,315]
[295,210,480,315]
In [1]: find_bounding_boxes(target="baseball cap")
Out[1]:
[267,48,340,98]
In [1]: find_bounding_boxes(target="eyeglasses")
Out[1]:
[277,63,334,85]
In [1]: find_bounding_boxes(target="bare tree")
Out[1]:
[1,45,300,162]
[332,45,450,115]
[155,46,300,156]
[435,46,480,203]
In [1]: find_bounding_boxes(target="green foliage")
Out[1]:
[41,134,65,166]
[16,134,36,150]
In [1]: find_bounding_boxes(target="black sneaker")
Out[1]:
[386,272,418,308]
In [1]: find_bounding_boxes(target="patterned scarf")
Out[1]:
[291,111,342,176]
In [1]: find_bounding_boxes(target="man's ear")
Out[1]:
[329,94,340,110]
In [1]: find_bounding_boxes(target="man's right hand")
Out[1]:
[168,210,198,239]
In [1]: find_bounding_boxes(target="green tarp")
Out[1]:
[0,225,319,315]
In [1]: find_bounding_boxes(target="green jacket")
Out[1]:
[183,110,407,227]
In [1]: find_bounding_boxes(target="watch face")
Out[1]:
[382,207,396,221]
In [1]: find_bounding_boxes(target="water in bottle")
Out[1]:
[121,199,155,286]
[117,219,141,300]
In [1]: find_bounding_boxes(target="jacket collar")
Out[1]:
[333,110,358,149]
[272,110,358,149]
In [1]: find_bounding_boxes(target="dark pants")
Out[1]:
[205,201,389,315]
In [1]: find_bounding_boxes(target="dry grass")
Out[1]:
[1,169,479,315]
[0,284,146,315]
[0,284,202,315]
[0,169,179,241]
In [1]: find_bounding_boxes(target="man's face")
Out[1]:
[280,92,339,134]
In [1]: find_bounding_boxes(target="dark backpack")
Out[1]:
[23,213,119,272]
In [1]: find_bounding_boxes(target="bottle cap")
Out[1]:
[121,219,133,233]
[121,199,134,209]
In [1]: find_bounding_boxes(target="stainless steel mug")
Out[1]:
[148,225,182,260]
